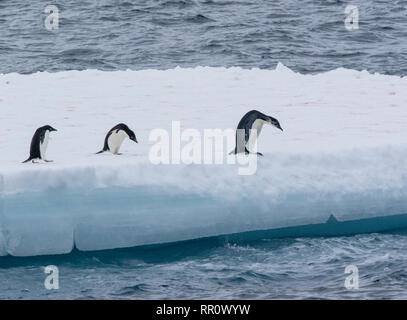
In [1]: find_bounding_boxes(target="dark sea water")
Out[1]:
[1,233,407,300]
[1,0,407,300]
[0,0,407,75]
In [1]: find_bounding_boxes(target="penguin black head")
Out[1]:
[250,110,283,131]
[267,116,283,131]
[128,130,138,143]
[41,125,57,132]
[117,123,138,143]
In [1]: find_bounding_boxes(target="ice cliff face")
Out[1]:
[2,148,407,257]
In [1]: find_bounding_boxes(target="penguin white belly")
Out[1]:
[247,119,265,152]
[108,130,128,154]
[40,131,50,159]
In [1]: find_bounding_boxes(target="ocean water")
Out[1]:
[1,0,407,299]
[1,233,407,299]
[0,0,406,75]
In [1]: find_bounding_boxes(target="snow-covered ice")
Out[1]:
[1,63,407,256]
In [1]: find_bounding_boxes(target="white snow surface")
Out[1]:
[1,63,407,256]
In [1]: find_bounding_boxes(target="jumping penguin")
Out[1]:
[96,123,138,155]
[231,110,283,156]
[22,125,57,163]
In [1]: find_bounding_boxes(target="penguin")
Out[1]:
[231,110,283,156]
[96,123,138,155]
[22,125,57,163]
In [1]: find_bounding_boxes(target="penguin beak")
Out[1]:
[268,119,283,131]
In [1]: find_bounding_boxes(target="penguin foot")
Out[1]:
[44,159,53,162]
[244,151,263,156]
[245,150,263,156]
[234,149,263,156]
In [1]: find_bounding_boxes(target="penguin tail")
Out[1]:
[22,158,31,163]
[229,148,237,155]
[96,148,109,154]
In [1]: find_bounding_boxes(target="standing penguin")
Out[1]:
[22,125,57,163]
[96,123,138,155]
[231,110,283,156]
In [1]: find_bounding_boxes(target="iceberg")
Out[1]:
[0,64,407,257]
